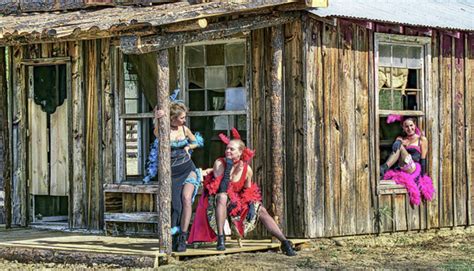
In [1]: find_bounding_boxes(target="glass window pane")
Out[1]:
[125,83,139,98]
[227,66,244,88]
[208,89,225,111]
[392,45,407,68]
[379,44,391,66]
[225,87,246,111]
[188,68,205,89]
[185,46,205,67]
[225,43,245,65]
[379,89,391,110]
[213,115,229,131]
[188,90,205,111]
[205,67,226,89]
[125,120,140,176]
[236,115,247,131]
[407,46,422,68]
[125,100,139,114]
[206,44,225,66]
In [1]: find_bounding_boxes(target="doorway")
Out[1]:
[27,63,70,224]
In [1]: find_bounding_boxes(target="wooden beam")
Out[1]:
[120,12,299,54]
[163,18,208,33]
[0,47,11,228]
[104,184,160,194]
[270,26,285,231]
[104,212,159,223]
[305,0,328,8]
[156,49,171,255]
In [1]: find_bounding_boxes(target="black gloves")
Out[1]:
[218,158,233,193]
[420,159,427,176]
[392,139,402,153]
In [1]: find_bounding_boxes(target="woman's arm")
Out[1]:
[245,167,253,188]
[420,136,428,159]
[184,126,202,150]
[213,159,225,178]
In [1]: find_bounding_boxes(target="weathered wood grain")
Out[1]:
[50,102,69,196]
[156,49,171,255]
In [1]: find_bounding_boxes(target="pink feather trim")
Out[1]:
[386,114,404,124]
[418,175,435,201]
[383,164,422,205]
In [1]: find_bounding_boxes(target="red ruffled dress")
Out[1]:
[188,158,262,243]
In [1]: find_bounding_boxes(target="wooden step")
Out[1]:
[104,212,158,223]
[378,180,407,195]
[104,184,160,194]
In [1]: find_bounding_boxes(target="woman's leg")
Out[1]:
[215,193,228,235]
[398,146,416,174]
[258,206,286,241]
[180,182,195,232]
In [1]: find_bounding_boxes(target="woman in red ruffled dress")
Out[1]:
[188,129,296,256]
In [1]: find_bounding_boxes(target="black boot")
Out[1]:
[216,234,226,251]
[380,163,389,179]
[281,240,297,256]
[172,234,178,252]
[176,231,188,252]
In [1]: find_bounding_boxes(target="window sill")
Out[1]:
[378,180,407,195]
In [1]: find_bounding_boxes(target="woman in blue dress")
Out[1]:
[143,102,204,252]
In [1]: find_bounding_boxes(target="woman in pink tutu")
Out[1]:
[380,116,435,205]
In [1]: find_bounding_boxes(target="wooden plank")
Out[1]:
[339,21,356,235]
[466,34,474,226]
[50,102,69,196]
[120,12,299,54]
[102,39,115,185]
[283,20,304,236]
[427,31,440,229]
[250,29,267,238]
[104,212,158,223]
[156,49,171,255]
[104,184,160,194]
[302,17,323,237]
[322,23,340,236]
[378,195,393,232]
[0,46,12,228]
[28,100,49,195]
[270,25,285,231]
[394,194,407,231]
[453,35,467,226]
[367,28,376,234]
[353,23,371,235]
[70,40,85,229]
[12,45,28,226]
[439,34,454,227]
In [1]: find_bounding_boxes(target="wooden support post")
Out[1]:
[156,49,171,255]
[270,26,284,231]
[0,47,12,228]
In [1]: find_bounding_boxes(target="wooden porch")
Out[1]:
[0,226,307,266]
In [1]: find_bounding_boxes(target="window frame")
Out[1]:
[374,33,431,182]
[115,50,155,184]
[179,38,250,168]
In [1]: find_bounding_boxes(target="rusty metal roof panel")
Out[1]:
[309,0,474,31]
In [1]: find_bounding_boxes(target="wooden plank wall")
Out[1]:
[302,17,474,237]
[8,39,115,230]
[250,21,308,237]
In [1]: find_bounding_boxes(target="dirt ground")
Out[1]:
[1,227,473,270]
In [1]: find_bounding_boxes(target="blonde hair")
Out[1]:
[170,102,188,121]
[229,139,245,152]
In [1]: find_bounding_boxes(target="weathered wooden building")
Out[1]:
[0,0,472,242]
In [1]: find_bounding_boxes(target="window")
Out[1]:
[119,53,157,182]
[375,34,431,168]
[183,40,248,168]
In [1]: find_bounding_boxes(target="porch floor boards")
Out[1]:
[0,226,308,262]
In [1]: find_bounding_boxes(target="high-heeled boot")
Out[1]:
[216,234,226,251]
[176,231,188,252]
[281,240,297,256]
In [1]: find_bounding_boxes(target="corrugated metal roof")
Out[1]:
[309,0,474,31]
